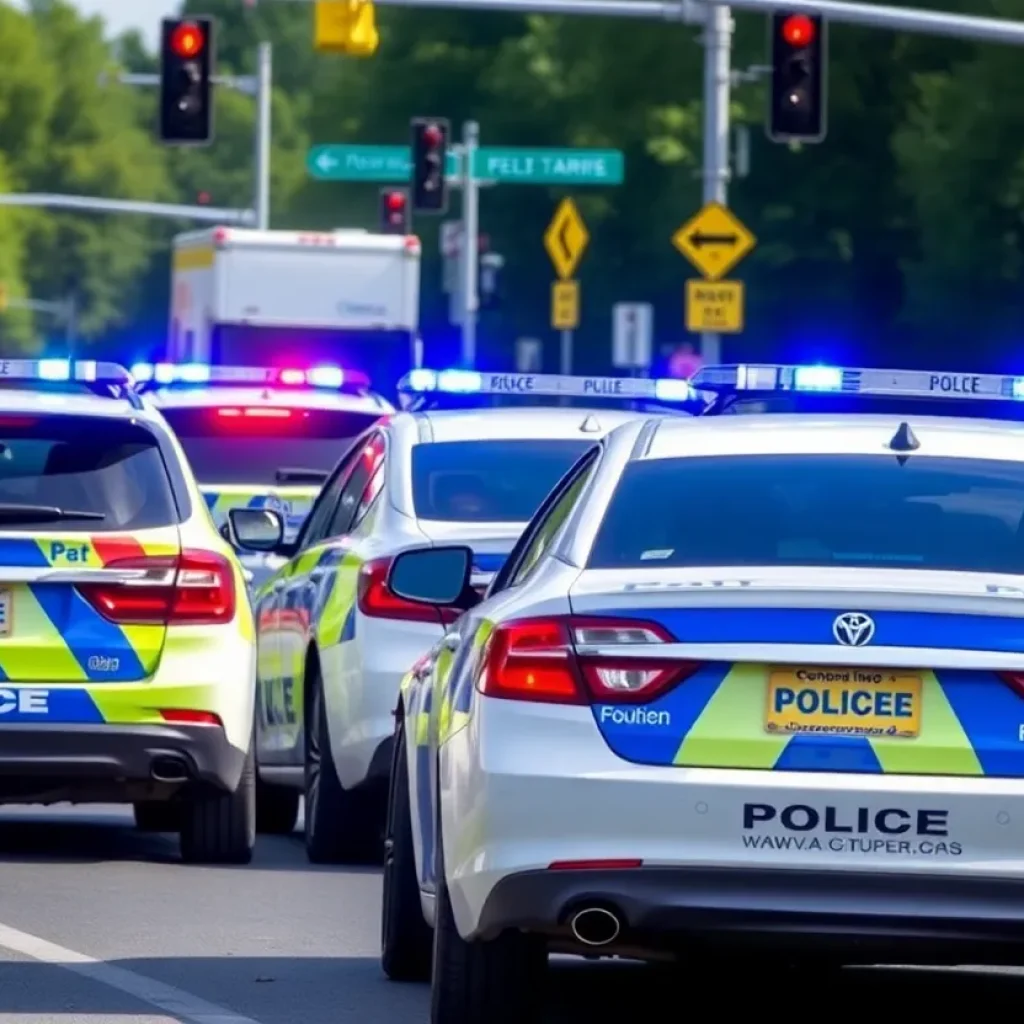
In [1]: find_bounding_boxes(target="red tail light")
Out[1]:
[999,672,1024,699]
[78,550,236,626]
[216,407,295,419]
[160,709,222,726]
[356,557,459,625]
[476,616,701,706]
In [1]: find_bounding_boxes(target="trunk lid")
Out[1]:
[568,566,1024,778]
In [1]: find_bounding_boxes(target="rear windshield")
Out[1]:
[0,414,177,531]
[411,440,591,522]
[589,454,1024,574]
[161,407,381,485]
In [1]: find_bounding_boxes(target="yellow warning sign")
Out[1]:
[544,199,589,280]
[552,280,580,330]
[673,202,756,281]
[685,280,744,333]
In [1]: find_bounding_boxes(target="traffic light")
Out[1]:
[767,12,827,143]
[159,18,214,144]
[379,188,410,234]
[410,118,449,214]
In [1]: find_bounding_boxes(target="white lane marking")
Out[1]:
[0,921,264,1024]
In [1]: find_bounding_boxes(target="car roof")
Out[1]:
[0,386,160,422]
[638,412,1024,462]
[145,386,393,415]
[413,405,647,443]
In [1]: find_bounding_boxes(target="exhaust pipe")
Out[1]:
[568,906,621,947]
[150,756,190,784]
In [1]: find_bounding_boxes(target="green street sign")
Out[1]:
[473,148,623,185]
[307,144,461,182]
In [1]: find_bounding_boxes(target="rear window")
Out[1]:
[161,407,381,485]
[0,414,176,531]
[411,440,591,522]
[589,454,1024,574]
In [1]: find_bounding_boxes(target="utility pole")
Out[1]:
[460,120,481,368]
[254,42,273,229]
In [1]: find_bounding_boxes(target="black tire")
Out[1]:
[256,777,300,835]
[133,801,180,833]
[381,716,432,981]
[304,670,380,864]
[179,737,256,865]
[430,808,545,1024]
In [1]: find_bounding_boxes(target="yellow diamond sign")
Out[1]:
[672,202,756,281]
[544,199,589,280]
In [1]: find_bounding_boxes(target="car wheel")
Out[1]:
[381,715,432,981]
[430,807,545,1024]
[255,777,300,835]
[304,671,379,864]
[133,801,181,833]
[179,736,256,865]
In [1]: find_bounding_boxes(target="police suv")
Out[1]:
[228,369,693,857]
[0,359,257,864]
[381,363,1024,1024]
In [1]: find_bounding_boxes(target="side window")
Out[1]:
[352,461,385,532]
[327,432,385,539]
[509,462,597,587]
[490,446,600,595]
[295,435,367,549]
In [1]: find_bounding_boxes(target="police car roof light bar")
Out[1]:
[689,363,1024,402]
[130,362,371,392]
[0,358,143,409]
[398,369,697,403]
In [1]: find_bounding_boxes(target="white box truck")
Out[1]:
[168,227,421,394]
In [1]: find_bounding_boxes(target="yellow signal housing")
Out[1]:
[0,283,7,313]
[314,0,379,56]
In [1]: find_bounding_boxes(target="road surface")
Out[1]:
[0,806,1020,1023]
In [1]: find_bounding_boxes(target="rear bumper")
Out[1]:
[475,865,1024,962]
[0,723,246,804]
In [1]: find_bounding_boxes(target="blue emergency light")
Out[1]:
[0,358,133,385]
[398,369,698,403]
[130,363,370,392]
[690,363,1024,402]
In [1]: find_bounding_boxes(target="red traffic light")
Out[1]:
[422,123,444,147]
[781,14,815,46]
[385,191,406,212]
[170,22,205,58]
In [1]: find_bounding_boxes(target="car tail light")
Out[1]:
[216,407,295,419]
[78,550,236,626]
[356,557,459,625]
[159,709,222,726]
[999,672,1024,699]
[476,615,701,706]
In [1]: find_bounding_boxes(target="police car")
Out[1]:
[0,359,257,864]
[227,369,693,856]
[381,363,1024,1023]
[134,362,394,588]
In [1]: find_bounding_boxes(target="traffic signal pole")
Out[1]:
[461,120,481,368]
[254,42,273,229]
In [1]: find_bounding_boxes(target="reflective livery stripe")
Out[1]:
[0,534,175,568]
[202,486,318,532]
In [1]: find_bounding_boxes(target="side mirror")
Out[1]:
[227,507,284,552]
[388,545,473,608]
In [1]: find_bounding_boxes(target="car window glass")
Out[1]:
[296,446,361,549]
[352,462,385,531]
[327,433,385,538]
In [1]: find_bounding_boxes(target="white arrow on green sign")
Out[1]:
[307,144,624,186]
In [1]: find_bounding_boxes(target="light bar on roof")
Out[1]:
[130,363,369,391]
[398,369,698,403]
[689,363,1024,402]
[0,358,131,385]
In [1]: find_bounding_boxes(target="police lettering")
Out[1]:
[743,803,948,837]
[0,361,9,377]
[928,373,981,395]
[582,377,624,396]
[487,374,535,393]
[0,688,49,715]
[774,685,913,719]
[49,541,90,563]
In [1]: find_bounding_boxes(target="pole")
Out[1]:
[699,2,732,365]
[560,329,573,374]
[460,120,480,369]
[0,193,254,224]
[64,294,77,356]
[254,42,273,230]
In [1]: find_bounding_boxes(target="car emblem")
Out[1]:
[832,612,875,647]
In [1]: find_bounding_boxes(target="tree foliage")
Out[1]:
[1,0,1022,369]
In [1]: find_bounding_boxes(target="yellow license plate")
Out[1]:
[766,667,922,739]
[0,588,10,637]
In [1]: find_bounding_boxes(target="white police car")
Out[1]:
[381,363,1024,1023]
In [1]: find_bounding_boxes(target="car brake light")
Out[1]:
[476,616,701,706]
[78,550,236,626]
[999,672,1024,699]
[356,557,459,625]
[216,407,294,419]
[159,709,222,726]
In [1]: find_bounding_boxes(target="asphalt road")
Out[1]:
[0,806,1022,1024]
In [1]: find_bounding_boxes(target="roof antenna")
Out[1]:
[887,421,920,466]
[580,415,602,433]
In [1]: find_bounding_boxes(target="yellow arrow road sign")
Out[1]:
[673,202,756,281]
[544,199,589,280]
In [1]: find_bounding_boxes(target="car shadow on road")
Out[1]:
[2,954,1024,1023]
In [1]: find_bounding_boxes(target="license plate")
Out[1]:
[0,588,11,637]
[766,667,922,739]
